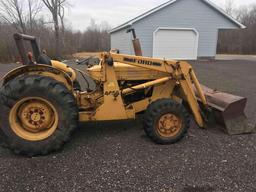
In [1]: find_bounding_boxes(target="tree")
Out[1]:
[0,0,42,34]
[41,0,68,59]
[58,3,65,33]
[224,0,236,17]
[0,0,27,33]
[27,0,43,31]
[218,4,256,55]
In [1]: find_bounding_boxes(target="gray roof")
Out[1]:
[110,0,245,33]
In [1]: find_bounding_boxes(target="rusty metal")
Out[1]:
[132,39,143,56]
[157,113,182,138]
[196,85,255,135]
[14,33,41,65]
[127,28,143,56]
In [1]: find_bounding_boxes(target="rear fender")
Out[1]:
[1,64,73,90]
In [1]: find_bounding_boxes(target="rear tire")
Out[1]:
[143,99,190,144]
[0,75,78,156]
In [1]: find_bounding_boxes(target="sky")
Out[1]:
[65,0,256,31]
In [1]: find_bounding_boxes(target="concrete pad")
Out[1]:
[216,54,256,61]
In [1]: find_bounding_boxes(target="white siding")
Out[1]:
[111,0,239,58]
[110,28,134,55]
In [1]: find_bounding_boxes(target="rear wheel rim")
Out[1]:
[156,113,182,138]
[9,97,59,141]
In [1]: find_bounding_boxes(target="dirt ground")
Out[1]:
[0,60,255,192]
[72,52,101,59]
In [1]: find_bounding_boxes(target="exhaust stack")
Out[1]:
[127,28,143,56]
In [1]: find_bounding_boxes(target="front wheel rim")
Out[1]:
[9,97,59,141]
[156,113,182,138]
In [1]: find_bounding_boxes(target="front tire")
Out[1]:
[143,99,190,144]
[0,75,78,156]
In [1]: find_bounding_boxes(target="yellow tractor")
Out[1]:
[0,33,254,156]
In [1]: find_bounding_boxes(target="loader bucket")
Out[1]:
[198,85,255,135]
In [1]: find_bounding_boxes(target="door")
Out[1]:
[153,28,199,60]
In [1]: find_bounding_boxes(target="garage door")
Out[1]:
[153,28,199,60]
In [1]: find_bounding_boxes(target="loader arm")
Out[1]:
[104,53,209,128]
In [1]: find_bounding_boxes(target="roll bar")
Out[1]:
[13,33,41,65]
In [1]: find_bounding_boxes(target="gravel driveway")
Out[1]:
[0,60,255,192]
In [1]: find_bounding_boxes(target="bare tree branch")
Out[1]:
[224,0,236,16]
[0,0,28,33]
[41,0,68,58]
[27,0,43,30]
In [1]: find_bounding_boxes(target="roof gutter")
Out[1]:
[109,23,132,34]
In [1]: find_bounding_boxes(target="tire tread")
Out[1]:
[0,75,78,156]
[143,99,190,144]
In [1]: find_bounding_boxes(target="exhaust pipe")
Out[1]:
[127,28,143,56]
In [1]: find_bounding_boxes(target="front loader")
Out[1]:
[0,33,254,156]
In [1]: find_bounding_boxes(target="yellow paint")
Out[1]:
[2,65,73,90]
[51,60,77,81]
[4,52,209,129]
[9,97,59,141]
[87,62,168,81]
[157,113,182,138]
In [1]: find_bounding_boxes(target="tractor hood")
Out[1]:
[87,62,168,81]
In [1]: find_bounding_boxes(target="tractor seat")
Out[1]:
[37,53,52,66]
